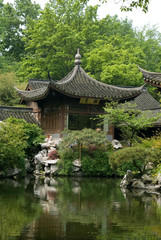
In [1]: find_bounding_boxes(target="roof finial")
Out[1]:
[74,48,81,65]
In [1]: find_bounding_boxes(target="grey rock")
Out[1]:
[141,174,153,184]
[50,165,58,173]
[42,159,59,165]
[131,180,145,189]
[34,170,41,175]
[145,162,153,170]
[156,173,161,184]
[112,139,122,149]
[154,185,161,191]
[40,142,49,149]
[34,153,43,164]
[7,168,22,177]
[44,166,51,175]
[120,170,133,188]
[35,164,42,171]
[25,160,34,173]
[73,159,82,167]
[41,149,48,157]
[72,166,81,172]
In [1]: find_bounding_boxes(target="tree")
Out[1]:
[79,0,150,13]
[0,0,41,61]
[0,72,20,106]
[17,0,100,81]
[109,145,160,174]
[136,26,161,72]
[13,0,161,87]
[59,128,109,160]
[85,36,145,86]
[99,101,161,146]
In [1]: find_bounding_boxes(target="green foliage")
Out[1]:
[136,26,161,72]
[0,180,41,240]
[0,121,26,172]
[79,0,150,13]
[5,117,45,158]
[0,0,41,61]
[58,128,113,176]
[0,0,160,90]
[141,133,161,149]
[17,0,99,81]
[0,117,44,173]
[85,37,145,86]
[81,149,113,176]
[59,128,109,159]
[109,146,161,174]
[100,101,161,146]
[0,72,19,106]
[58,148,78,175]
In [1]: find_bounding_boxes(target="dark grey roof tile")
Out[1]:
[16,65,144,101]
[0,106,40,125]
[131,89,161,110]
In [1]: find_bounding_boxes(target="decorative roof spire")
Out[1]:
[74,48,81,65]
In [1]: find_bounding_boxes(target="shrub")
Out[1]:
[109,146,161,175]
[59,128,112,160]
[5,117,45,158]
[141,133,161,149]
[58,149,78,175]
[58,129,113,176]
[81,149,113,176]
[0,122,26,172]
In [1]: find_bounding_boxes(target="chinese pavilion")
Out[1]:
[14,50,160,140]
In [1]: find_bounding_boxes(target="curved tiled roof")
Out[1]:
[52,65,144,100]
[131,89,161,111]
[0,106,40,125]
[15,85,50,102]
[28,79,49,90]
[16,65,144,102]
[138,66,161,87]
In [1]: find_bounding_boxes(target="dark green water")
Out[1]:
[0,177,161,240]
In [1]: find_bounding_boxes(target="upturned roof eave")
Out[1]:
[138,66,161,85]
[138,66,161,76]
[15,80,144,102]
[51,84,143,101]
[15,84,51,102]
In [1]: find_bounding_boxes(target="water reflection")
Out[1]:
[0,178,41,240]
[1,177,161,240]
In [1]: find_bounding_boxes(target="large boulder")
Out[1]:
[131,179,145,189]
[141,174,153,184]
[34,153,43,164]
[120,170,133,188]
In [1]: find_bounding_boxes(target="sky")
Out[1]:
[3,0,161,32]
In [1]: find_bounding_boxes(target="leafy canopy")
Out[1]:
[0,121,26,172]
[59,128,110,160]
[109,146,160,174]
[99,101,161,146]
[79,0,150,13]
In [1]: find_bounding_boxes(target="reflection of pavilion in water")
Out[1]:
[19,177,161,240]
[32,177,110,240]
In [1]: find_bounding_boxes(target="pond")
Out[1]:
[0,177,161,240]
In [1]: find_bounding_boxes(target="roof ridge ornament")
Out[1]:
[74,48,82,65]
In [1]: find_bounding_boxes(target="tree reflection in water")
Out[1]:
[1,177,161,240]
